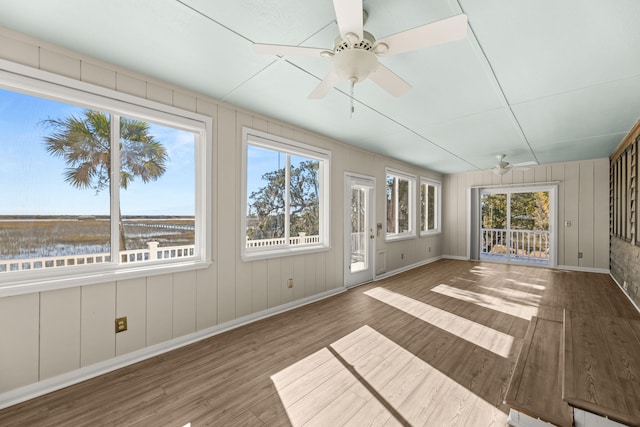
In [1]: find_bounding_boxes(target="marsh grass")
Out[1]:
[0,217,194,259]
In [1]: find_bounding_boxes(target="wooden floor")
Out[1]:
[1,259,638,426]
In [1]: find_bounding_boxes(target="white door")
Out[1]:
[344,174,375,287]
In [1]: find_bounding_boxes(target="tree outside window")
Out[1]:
[386,169,415,239]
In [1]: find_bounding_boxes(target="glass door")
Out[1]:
[481,189,551,265]
[344,174,375,287]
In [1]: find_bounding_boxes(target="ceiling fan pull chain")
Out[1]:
[349,77,356,117]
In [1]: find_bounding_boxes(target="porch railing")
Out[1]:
[481,228,550,262]
[246,233,320,248]
[0,242,195,272]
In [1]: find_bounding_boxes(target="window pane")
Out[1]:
[0,89,111,272]
[427,185,435,230]
[386,176,396,234]
[398,178,410,233]
[289,155,319,245]
[119,118,195,262]
[350,188,367,272]
[510,192,549,231]
[246,145,286,246]
[481,193,507,229]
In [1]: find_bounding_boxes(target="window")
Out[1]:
[242,128,330,260]
[420,178,441,235]
[0,66,211,288]
[385,168,416,240]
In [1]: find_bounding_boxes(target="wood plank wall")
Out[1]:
[442,159,610,270]
[0,26,443,399]
[610,118,640,307]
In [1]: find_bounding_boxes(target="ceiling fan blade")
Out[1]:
[252,43,328,58]
[368,64,411,97]
[376,14,468,56]
[333,0,363,41]
[308,72,340,99]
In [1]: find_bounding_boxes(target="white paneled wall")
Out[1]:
[442,159,609,270]
[0,26,442,400]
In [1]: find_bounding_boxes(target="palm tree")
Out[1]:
[42,110,168,251]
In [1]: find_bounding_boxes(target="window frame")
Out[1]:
[420,177,442,236]
[385,168,417,242]
[241,127,331,261]
[0,60,212,296]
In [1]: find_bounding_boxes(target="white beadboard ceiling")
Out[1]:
[1,0,638,174]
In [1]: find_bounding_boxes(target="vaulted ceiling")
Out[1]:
[1,0,639,173]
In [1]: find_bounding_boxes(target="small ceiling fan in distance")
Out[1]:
[491,154,537,176]
[252,0,468,102]
[492,154,513,175]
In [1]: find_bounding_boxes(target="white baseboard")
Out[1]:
[374,256,442,281]
[609,274,640,315]
[0,287,345,411]
[557,265,610,274]
[441,255,469,261]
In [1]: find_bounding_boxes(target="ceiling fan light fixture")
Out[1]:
[330,48,379,82]
[493,166,509,176]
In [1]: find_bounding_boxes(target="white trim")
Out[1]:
[0,62,213,293]
[344,172,376,288]
[384,167,417,241]
[374,255,443,281]
[0,260,211,298]
[442,255,470,261]
[419,177,442,236]
[241,127,331,261]
[556,265,610,274]
[0,286,345,411]
[477,184,558,268]
[470,181,561,189]
[0,59,206,129]
[609,273,640,314]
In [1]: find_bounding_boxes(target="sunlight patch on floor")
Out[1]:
[364,287,514,358]
[431,283,540,321]
[271,325,505,426]
[504,278,546,291]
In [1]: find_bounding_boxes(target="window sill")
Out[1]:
[242,244,329,262]
[385,233,417,243]
[420,231,442,237]
[0,259,212,297]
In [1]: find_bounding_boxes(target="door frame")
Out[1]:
[471,184,558,267]
[344,172,376,288]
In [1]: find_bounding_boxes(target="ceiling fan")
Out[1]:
[491,154,536,175]
[252,0,468,100]
[492,154,513,175]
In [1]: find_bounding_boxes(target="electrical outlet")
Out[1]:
[115,316,127,333]
[287,278,294,288]
[565,220,572,227]
[578,252,583,259]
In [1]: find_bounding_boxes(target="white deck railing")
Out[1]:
[0,242,195,272]
[481,228,550,262]
[246,233,320,248]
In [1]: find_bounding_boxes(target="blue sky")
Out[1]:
[0,88,195,216]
